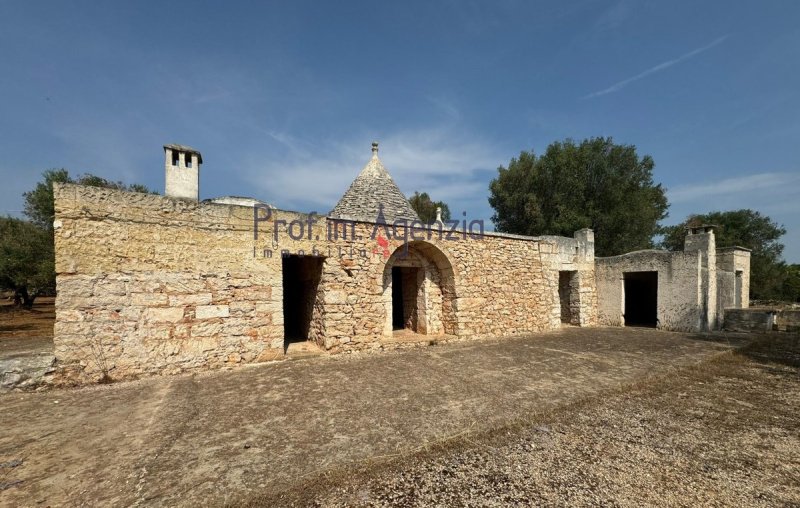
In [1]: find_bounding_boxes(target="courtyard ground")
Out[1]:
[0,297,55,390]
[0,316,797,506]
[0,297,54,358]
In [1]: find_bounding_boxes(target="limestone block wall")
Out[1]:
[716,248,751,328]
[541,231,597,326]
[717,248,751,309]
[723,309,775,332]
[716,269,736,326]
[595,250,703,331]
[777,310,800,332]
[684,230,717,331]
[53,184,596,383]
[725,309,799,333]
[53,184,297,383]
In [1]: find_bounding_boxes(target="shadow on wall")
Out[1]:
[382,241,457,337]
[282,255,323,350]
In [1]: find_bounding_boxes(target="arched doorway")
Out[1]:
[382,241,457,337]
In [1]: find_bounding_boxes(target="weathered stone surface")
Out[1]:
[144,307,185,323]
[0,354,55,391]
[596,229,750,332]
[329,144,420,224]
[52,172,597,384]
[196,305,230,319]
[169,293,212,306]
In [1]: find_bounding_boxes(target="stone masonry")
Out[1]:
[595,226,750,332]
[51,143,744,384]
[52,147,596,383]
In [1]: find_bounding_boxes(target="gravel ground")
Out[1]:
[252,336,800,507]
[0,327,739,506]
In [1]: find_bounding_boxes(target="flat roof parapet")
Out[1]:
[717,246,752,252]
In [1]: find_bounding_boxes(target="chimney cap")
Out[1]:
[685,224,716,234]
[164,144,203,164]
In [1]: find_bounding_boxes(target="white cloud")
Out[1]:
[424,95,461,120]
[583,35,729,99]
[240,125,503,212]
[668,172,800,203]
[666,171,800,262]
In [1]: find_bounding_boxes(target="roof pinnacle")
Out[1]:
[371,141,379,157]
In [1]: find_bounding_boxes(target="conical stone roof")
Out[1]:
[329,142,421,224]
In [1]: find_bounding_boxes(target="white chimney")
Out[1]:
[164,144,201,200]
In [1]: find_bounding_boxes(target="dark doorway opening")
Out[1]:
[392,266,420,331]
[735,270,743,308]
[624,271,658,327]
[282,255,323,348]
[558,271,579,325]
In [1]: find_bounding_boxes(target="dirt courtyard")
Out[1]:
[0,326,796,506]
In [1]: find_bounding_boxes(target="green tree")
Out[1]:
[489,137,669,256]
[783,264,800,303]
[409,191,451,223]
[0,217,54,307]
[22,168,72,229]
[659,210,788,300]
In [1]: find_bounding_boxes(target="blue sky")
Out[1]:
[1,1,798,260]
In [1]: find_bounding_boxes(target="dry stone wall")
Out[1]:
[54,184,596,383]
[716,248,751,325]
[595,250,703,331]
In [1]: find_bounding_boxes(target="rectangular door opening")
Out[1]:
[734,270,743,308]
[624,271,658,327]
[392,266,420,332]
[282,255,323,349]
[558,270,579,325]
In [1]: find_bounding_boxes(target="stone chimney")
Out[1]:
[574,228,595,260]
[684,224,716,260]
[164,144,202,200]
[684,224,717,330]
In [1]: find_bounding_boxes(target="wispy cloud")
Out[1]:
[594,0,636,32]
[666,172,800,261]
[668,172,800,203]
[240,125,503,212]
[583,35,729,99]
[425,95,461,119]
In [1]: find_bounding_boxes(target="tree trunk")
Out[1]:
[15,286,35,309]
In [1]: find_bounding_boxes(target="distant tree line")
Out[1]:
[488,136,798,302]
[3,140,797,308]
[660,210,798,301]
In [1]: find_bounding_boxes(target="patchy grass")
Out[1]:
[249,335,800,507]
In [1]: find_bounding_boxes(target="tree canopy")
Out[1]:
[489,137,669,256]
[659,209,789,300]
[0,217,54,307]
[409,191,451,223]
[783,264,800,303]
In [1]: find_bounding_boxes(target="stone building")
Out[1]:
[51,143,747,383]
[595,225,750,331]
